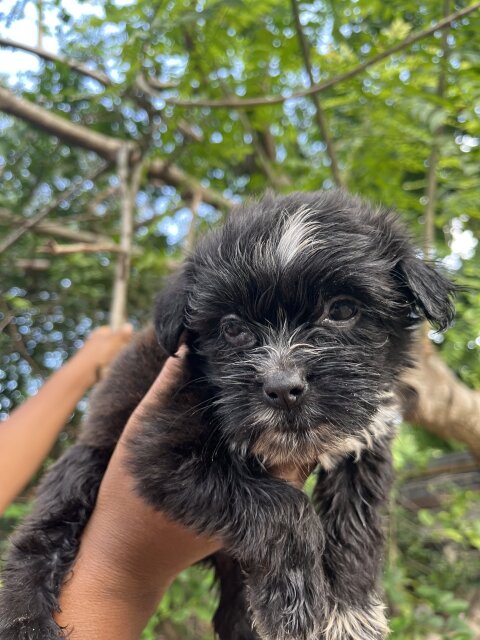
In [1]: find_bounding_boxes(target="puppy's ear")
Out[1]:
[154,267,191,355]
[396,256,456,331]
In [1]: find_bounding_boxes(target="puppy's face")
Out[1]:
[155,191,454,466]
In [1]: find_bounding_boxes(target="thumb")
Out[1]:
[119,323,134,338]
[144,344,189,405]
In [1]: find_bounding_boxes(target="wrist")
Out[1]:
[68,346,102,388]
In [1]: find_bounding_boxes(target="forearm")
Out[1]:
[56,438,220,639]
[0,349,96,513]
[56,519,211,640]
[56,553,162,640]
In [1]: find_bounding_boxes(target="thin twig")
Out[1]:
[424,0,451,258]
[0,37,111,86]
[0,298,45,377]
[177,119,204,143]
[133,206,184,231]
[0,164,108,254]
[402,460,479,481]
[147,159,233,210]
[15,258,50,271]
[86,185,119,214]
[164,2,480,109]
[290,0,343,187]
[0,309,13,334]
[134,73,178,95]
[144,75,179,91]
[37,0,43,49]
[39,240,130,255]
[0,207,115,244]
[220,80,286,189]
[0,86,124,162]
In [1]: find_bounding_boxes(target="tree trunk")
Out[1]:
[401,345,480,460]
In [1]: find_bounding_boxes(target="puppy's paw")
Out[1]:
[247,566,324,640]
[322,599,389,640]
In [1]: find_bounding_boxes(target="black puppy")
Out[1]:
[0,191,454,640]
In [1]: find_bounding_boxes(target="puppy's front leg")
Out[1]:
[244,499,326,640]
[212,552,260,640]
[314,436,393,640]
[127,425,326,640]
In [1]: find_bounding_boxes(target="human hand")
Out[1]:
[78,324,134,379]
[56,346,312,639]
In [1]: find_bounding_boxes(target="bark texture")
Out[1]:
[401,346,480,460]
[0,87,121,162]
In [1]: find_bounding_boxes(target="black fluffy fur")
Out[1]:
[0,190,455,640]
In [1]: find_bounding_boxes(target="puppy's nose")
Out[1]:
[263,370,307,410]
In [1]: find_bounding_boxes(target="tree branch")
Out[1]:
[424,0,451,258]
[0,207,115,244]
[0,87,229,212]
[0,298,45,377]
[147,159,233,210]
[151,22,287,189]
[401,347,480,461]
[134,73,178,95]
[15,258,50,271]
[85,185,119,215]
[39,240,130,255]
[37,0,44,49]
[290,0,343,187]
[144,75,179,91]
[0,307,14,334]
[0,37,111,86]
[164,2,480,109]
[227,96,287,189]
[0,164,107,254]
[0,86,124,161]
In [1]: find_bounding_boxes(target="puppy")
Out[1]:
[0,190,454,640]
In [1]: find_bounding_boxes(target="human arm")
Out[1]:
[0,324,133,514]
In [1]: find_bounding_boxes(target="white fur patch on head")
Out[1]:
[323,598,389,640]
[276,206,323,268]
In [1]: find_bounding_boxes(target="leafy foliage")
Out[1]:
[388,431,480,639]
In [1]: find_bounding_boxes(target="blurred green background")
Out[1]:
[0,0,479,638]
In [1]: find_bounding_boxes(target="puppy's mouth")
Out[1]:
[248,396,400,466]
[253,402,313,429]
[248,407,333,466]
[250,425,329,466]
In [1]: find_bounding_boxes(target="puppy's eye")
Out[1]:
[322,297,360,324]
[221,315,255,348]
